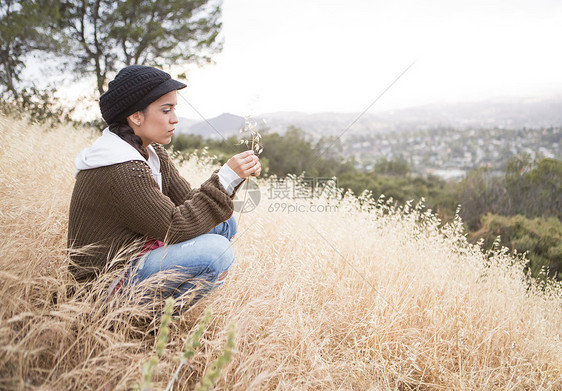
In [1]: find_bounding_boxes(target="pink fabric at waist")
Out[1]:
[140,238,164,256]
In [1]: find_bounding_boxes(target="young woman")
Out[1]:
[68,65,261,305]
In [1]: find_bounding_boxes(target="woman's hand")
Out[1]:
[227,150,261,178]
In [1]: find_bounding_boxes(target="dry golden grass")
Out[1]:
[1,114,561,390]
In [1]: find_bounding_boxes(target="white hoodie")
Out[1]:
[74,128,242,195]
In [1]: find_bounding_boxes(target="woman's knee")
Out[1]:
[130,234,234,287]
[202,235,235,279]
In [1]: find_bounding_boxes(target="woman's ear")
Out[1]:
[127,111,143,127]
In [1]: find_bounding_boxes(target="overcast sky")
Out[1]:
[173,0,562,119]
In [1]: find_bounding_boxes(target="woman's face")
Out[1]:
[129,90,178,147]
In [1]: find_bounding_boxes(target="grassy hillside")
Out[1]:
[1,115,561,390]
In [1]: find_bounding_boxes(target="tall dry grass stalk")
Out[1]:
[1,114,561,390]
[237,116,263,227]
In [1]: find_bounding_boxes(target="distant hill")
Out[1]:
[178,95,562,139]
[176,117,199,133]
[256,96,562,137]
[176,113,245,139]
[375,95,562,132]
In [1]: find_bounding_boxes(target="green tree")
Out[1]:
[373,158,411,177]
[263,126,316,177]
[59,0,223,94]
[0,0,62,97]
[505,156,561,219]
[0,1,74,124]
[455,168,507,230]
[314,135,344,161]
[171,133,205,151]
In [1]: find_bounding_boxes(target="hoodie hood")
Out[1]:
[75,128,162,191]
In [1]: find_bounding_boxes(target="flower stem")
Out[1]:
[237,132,256,227]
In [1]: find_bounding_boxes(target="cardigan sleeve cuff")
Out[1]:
[218,163,244,196]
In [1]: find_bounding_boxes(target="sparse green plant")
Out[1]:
[135,301,234,391]
[194,324,235,391]
[164,309,212,391]
[136,297,174,391]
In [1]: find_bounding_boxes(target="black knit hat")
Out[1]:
[99,65,187,124]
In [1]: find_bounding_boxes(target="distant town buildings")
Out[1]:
[347,127,561,180]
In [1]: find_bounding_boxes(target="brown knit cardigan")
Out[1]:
[67,144,240,282]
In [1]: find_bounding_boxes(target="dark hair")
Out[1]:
[109,118,149,160]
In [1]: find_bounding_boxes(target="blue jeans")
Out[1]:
[124,216,237,306]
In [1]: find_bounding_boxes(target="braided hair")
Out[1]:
[109,118,149,160]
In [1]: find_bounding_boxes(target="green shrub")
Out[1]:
[472,214,562,280]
